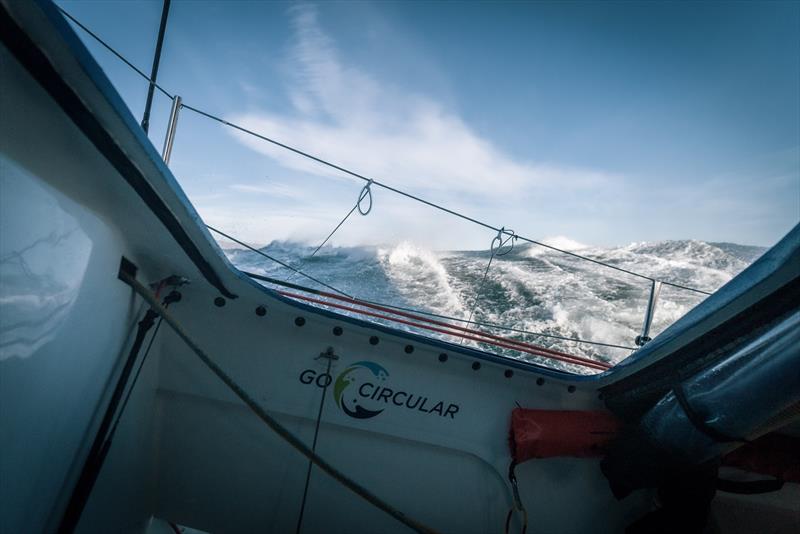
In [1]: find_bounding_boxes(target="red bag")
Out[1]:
[509,408,621,463]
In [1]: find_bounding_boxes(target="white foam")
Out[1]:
[227,236,762,371]
[378,241,466,318]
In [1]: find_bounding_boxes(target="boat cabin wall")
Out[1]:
[141,280,647,533]
[0,42,163,533]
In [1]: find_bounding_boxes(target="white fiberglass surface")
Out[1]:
[0,156,134,533]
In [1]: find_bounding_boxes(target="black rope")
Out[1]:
[295,352,334,534]
[108,290,181,440]
[59,308,159,533]
[60,8,713,297]
[109,318,162,438]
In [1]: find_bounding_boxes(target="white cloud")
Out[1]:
[227,3,616,200]
[229,182,306,199]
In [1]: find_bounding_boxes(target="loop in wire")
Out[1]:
[357,180,374,216]
[491,227,518,257]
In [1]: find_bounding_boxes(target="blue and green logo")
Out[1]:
[333,361,389,419]
[299,360,459,420]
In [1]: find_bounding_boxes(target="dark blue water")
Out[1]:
[226,239,764,373]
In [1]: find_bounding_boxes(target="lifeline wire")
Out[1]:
[244,271,636,351]
[287,180,373,281]
[58,7,173,99]
[60,7,713,296]
[205,225,353,298]
[461,243,498,345]
[119,270,438,534]
[285,204,356,283]
[181,102,711,296]
[461,229,517,344]
[295,352,334,534]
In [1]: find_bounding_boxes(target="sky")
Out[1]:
[56,0,799,250]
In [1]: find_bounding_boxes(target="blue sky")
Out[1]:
[57,0,799,249]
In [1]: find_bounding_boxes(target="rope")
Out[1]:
[109,317,163,438]
[119,270,439,534]
[295,351,334,534]
[244,271,636,351]
[59,6,713,297]
[109,289,182,440]
[504,462,528,534]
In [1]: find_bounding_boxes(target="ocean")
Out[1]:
[226,239,764,373]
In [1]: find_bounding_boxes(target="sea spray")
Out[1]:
[226,239,764,373]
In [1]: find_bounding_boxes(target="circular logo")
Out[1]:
[333,361,389,419]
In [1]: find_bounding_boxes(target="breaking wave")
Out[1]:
[226,239,764,373]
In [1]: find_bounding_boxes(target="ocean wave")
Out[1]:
[226,239,764,372]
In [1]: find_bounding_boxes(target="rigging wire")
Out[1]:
[277,289,610,371]
[461,237,498,343]
[140,0,172,133]
[206,225,353,298]
[287,180,374,281]
[181,103,711,296]
[59,6,713,297]
[57,7,173,99]
[295,350,335,534]
[461,228,518,344]
[244,271,635,352]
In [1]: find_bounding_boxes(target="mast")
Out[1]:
[141,0,171,134]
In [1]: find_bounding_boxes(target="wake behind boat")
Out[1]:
[1,1,798,533]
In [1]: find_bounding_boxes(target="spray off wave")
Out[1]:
[226,238,764,373]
